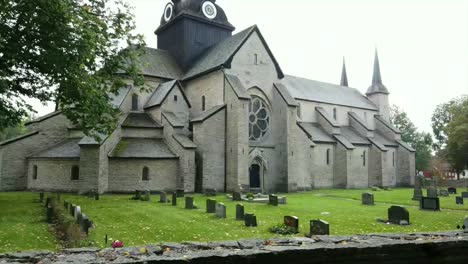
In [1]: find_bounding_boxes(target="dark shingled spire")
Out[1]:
[366,49,389,95]
[340,57,348,87]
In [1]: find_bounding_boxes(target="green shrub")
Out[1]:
[268,223,298,235]
[246,193,255,199]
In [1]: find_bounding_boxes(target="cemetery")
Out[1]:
[1,188,468,254]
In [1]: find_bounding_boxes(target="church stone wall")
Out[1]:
[382,148,397,187]
[368,146,383,187]
[312,144,335,188]
[396,147,415,187]
[288,111,313,191]
[346,146,370,188]
[185,70,224,118]
[121,128,163,139]
[108,159,178,192]
[120,80,159,113]
[27,159,84,192]
[334,143,348,188]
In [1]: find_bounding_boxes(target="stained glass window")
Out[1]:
[249,97,270,141]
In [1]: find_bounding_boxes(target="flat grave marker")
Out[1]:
[462,192,468,199]
[439,190,449,197]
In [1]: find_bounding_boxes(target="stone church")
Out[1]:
[0,0,415,193]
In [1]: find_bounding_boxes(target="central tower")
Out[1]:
[155,0,235,71]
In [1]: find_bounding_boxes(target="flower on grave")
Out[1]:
[112,240,124,248]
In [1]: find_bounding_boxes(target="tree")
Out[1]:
[0,123,27,142]
[0,0,145,138]
[431,95,467,151]
[445,96,468,176]
[390,105,433,171]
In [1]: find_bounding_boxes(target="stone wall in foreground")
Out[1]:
[2,232,468,264]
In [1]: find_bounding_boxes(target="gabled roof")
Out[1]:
[298,123,336,143]
[340,127,371,145]
[375,115,401,134]
[144,80,191,109]
[162,112,184,128]
[281,75,378,111]
[30,138,81,159]
[315,107,340,128]
[137,47,183,80]
[122,112,162,129]
[109,85,132,108]
[398,140,416,152]
[349,112,374,131]
[374,131,399,147]
[191,104,226,123]
[109,138,177,159]
[173,134,197,149]
[0,131,39,146]
[183,25,284,81]
[274,83,298,107]
[224,73,250,100]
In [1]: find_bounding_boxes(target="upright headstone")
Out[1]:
[95,192,100,201]
[46,203,54,223]
[134,190,142,200]
[361,193,375,205]
[159,191,167,203]
[388,206,410,225]
[269,194,279,206]
[76,211,83,224]
[462,192,468,199]
[284,216,299,233]
[205,189,217,197]
[81,214,93,235]
[74,206,82,221]
[185,196,195,209]
[232,192,242,201]
[310,220,329,236]
[456,196,464,205]
[206,199,217,213]
[45,197,52,208]
[216,203,226,218]
[70,204,76,217]
[412,189,423,201]
[439,190,449,197]
[176,189,185,198]
[427,187,438,198]
[236,204,245,220]
[448,187,457,194]
[244,213,258,227]
[172,192,177,206]
[39,193,44,203]
[420,197,440,211]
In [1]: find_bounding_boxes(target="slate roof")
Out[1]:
[79,133,107,146]
[25,111,62,126]
[224,74,250,100]
[144,80,191,109]
[375,115,401,134]
[348,112,373,131]
[334,135,355,150]
[138,47,182,79]
[122,113,162,128]
[162,112,184,128]
[31,138,81,159]
[374,131,399,147]
[340,127,371,145]
[367,137,389,152]
[281,75,378,111]
[315,107,340,127]
[298,123,336,143]
[274,83,298,107]
[173,134,197,149]
[109,85,132,108]
[191,105,226,123]
[109,138,177,159]
[0,131,39,146]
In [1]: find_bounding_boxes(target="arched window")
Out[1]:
[71,166,80,181]
[249,96,270,141]
[33,165,38,180]
[142,167,149,181]
[333,108,337,120]
[326,149,331,165]
[202,96,206,111]
[174,95,178,102]
[392,152,395,167]
[132,94,139,111]
[362,151,366,166]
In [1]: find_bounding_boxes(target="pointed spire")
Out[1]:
[340,57,348,87]
[366,48,389,95]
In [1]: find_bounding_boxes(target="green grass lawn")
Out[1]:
[0,192,57,253]
[1,188,467,253]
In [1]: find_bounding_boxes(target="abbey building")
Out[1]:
[0,0,415,193]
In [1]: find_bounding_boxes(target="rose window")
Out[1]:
[249,97,270,141]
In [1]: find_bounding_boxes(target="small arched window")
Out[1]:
[362,151,366,166]
[202,96,206,111]
[254,54,258,65]
[392,152,395,167]
[71,166,80,181]
[326,149,331,165]
[33,165,38,180]
[142,167,149,181]
[174,95,178,102]
[333,108,337,120]
[131,94,139,111]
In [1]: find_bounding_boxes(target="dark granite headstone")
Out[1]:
[310,220,329,236]
[448,187,457,194]
[46,203,54,223]
[456,196,464,205]
[206,199,217,213]
[388,206,410,225]
[134,190,142,200]
[176,189,185,198]
[172,192,177,206]
[420,197,440,211]
[236,204,245,220]
[216,203,226,218]
[362,193,375,205]
[412,189,423,201]
[462,192,468,199]
[232,192,242,201]
[45,197,52,208]
[81,214,93,235]
[70,204,76,217]
[269,194,278,206]
[205,189,217,197]
[244,213,258,227]
[185,196,195,209]
[427,187,438,198]
[439,190,449,197]
[95,192,100,201]
[39,193,44,203]
[159,191,167,203]
[284,216,299,233]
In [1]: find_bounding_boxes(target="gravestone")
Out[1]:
[412,189,423,201]
[216,203,226,218]
[205,189,217,197]
[427,187,438,198]
[185,196,195,209]
[206,199,217,213]
[81,214,92,235]
[176,189,185,198]
[159,192,167,203]
[414,175,423,189]
[70,204,76,217]
[236,204,245,220]
[439,190,449,197]
[141,191,151,201]
[95,192,100,201]
[244,213,258,227]
[420,197,440,211]
[232,192,242,201]
[134,190,142,200]
[464,218,468,230]
[278,196,287,205]
[76,211,83,224]
[269,194,279,206]
[462,192,468,199]
[388,206,410,225]
[45,197,52,208]
[284,216,299,233]
[456,196,464,205]
[310,220,329,236]
[362,193,375,205]
[39,193,44,203]
[74,206,82,221]
[448,187,457,194]
[46,203,54,223]
[172,192,177,206]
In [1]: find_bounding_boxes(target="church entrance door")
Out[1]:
[249,164,261,188]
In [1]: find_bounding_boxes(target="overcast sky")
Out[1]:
[33,0,468,133]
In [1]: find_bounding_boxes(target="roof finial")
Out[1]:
[340,57,348,87]
[366,48,389,95]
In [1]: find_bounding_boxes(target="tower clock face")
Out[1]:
[202,1,217,19]
[164,2,174,22]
